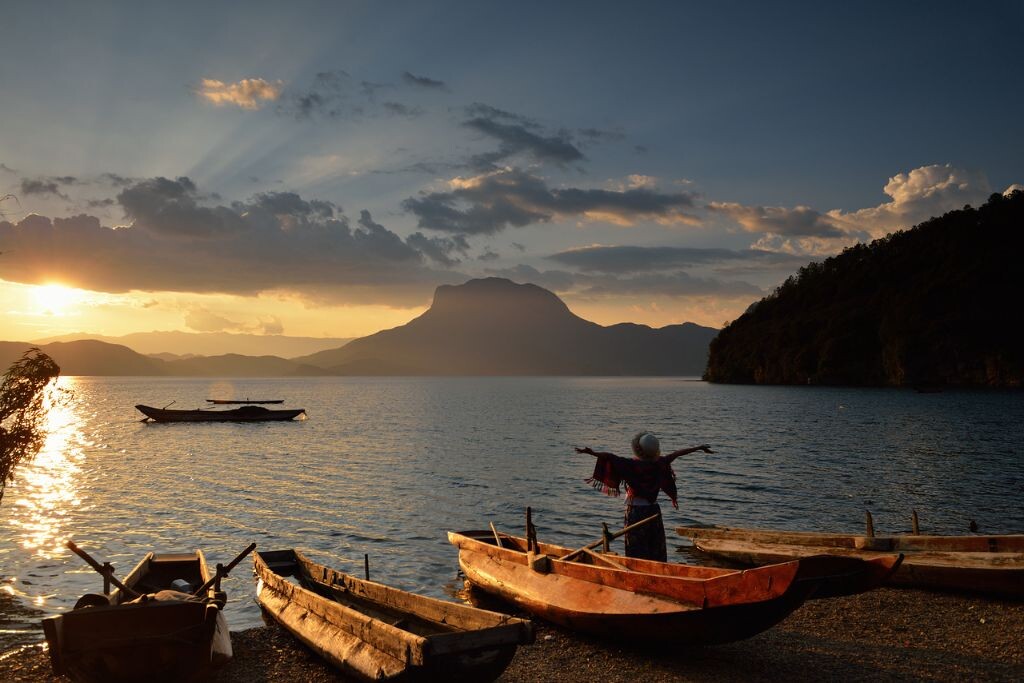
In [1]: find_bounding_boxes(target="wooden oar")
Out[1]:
[559,513,661,563]
[191,543,257,599]
[66,540,141,599]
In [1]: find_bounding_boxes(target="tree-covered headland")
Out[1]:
[705,191,1023,387]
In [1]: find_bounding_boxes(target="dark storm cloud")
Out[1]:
[464,117,584,168]
[99,172,135,187]
[117,176,245,237]
[547,245,801,273]
[477,249,500,262]
[405,231,468,267]
[402,168,698,235]
[0,177,461,306]
[21,178,72,199]
[402,71,448,90]
[0,163,17,174]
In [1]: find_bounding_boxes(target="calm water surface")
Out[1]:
[2,376,1022,651]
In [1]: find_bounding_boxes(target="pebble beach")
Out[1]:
[4,587,1021,682]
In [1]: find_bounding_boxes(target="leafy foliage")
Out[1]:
[705,191,1024,387]
[0,348,62,503]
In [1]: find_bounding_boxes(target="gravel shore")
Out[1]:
[3,588,1022,682]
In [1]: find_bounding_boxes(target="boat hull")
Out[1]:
[677,526,1024,598]
[254,549,532,682]
[42,551,229,683]
[448,530,833,645]
[136,404,305,422]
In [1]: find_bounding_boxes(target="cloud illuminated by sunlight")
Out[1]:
[196,77,283,110]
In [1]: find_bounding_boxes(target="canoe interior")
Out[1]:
[255,549,532,682]
[42,550,224,682]
[206,399,284,404]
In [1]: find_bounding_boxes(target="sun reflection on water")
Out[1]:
[8,377,85,561]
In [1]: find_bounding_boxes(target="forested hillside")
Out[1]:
[705,191,1023,387]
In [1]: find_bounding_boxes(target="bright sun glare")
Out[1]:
[32,284,81,316]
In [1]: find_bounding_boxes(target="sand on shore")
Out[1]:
[3,588,1022,682]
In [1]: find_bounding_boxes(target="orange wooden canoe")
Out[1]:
[448,530,900,645]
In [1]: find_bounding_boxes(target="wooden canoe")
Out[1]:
[448,530,898,645]
[136,404,305,422]
[677,526,1024,598]
[42,550,231,682]
[254,549,533,682]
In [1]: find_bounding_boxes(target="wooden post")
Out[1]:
[364,553,370,582]
[865,510,875,537]
[102,563,113,595]
[526,507,537,553]
[911,509,920,535]
[601,523,611,553]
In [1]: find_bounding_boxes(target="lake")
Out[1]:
[2,376,1022,652]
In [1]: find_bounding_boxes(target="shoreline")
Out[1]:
[3,588,1021,682]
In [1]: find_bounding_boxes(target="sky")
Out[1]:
[1,1,1022,342]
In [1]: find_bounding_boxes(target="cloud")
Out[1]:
[706,164,995,257]
[382,101,423,118]
[21,178,73,200]
[0,177,462,306]
[1,163,17,174]
[196,78,283,110]
[184,308,246,333]
[260,316,284,335]
[708,202,844,238]
[461,105,584,169]
[405,231,468,267]
[547,245,801,273]
[484,264,761,299]
[402,71,447,90]
[826,164,992,238]
[403,168,699,235]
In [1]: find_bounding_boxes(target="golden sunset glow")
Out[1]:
[31,284,83,316]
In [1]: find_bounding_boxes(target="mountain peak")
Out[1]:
[429,277,572,319]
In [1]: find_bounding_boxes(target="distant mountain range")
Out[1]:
[3,278,718,376]
[31,330,351,358]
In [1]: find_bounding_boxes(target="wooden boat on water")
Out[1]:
[136,404,306,422]
[42,549,232,682]
[448,529,900,645]
[254,549,533,682]
[677,525,1024,598]
[206,398,284,404]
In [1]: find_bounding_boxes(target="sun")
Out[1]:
[32,284,82,316]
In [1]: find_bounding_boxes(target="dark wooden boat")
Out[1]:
[448,530,899,645]
[136,404,305,422]
[206,399,284,404]
[254,549,533,682]
[42,550,231,682]
[677,525,1024,598]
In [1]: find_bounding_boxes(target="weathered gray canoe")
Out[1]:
[254,549,533,682]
